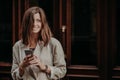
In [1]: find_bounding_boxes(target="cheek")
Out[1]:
[39,23,42,29]
[39,23,42,27]
[39,25,42,29]
[38,26,42,32]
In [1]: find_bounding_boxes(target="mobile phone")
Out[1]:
[24,50,33,56]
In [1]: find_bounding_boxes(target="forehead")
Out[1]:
[33,13,41,19]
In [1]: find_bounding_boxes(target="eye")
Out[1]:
[36,19,41,22]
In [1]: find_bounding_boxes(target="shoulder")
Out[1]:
[13,40,23,48]
[49,37,62,49]
[49,37,61,45]
[48,37,63,48]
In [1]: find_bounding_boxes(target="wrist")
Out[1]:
[42,65,48,72]
[42,65,51,74]
[19,65,24,76]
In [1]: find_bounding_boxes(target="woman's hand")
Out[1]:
[29,55,51,74]
[19,55,51,76]
[19,54,33,77]
[28,55,46,71]
[21,54,33,68]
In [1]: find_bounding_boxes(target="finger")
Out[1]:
[29,55,37,60]
[26,54,33,59]
[30,59,40,64]
[21,60,30,68]
[33,55,37,58]
[24,57,27,61]
[28,56,34,61]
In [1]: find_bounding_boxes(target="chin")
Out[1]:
[33,31,39,34]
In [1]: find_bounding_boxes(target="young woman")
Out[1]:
[11,6,66,80]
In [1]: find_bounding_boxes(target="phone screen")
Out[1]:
[24,50,33,56]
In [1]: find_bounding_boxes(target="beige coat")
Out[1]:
[11,38,66,80]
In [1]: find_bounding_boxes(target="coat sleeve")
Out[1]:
[48,38,67,79]
[11,43,23,80]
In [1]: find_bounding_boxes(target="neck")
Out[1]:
[33,33,39,39]
[28,33,39,48]
[28,38,37,48]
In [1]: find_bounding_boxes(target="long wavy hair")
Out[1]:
[20,6,52,46]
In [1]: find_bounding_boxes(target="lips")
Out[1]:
[33,28,38,30]
[32,27,38,30]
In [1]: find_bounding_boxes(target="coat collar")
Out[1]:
[19,40,44,49]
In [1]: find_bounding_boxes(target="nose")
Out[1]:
[34,21,37,26]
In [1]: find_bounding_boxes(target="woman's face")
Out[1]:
[32,13,42,34]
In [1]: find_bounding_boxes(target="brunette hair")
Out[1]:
[20,6,52,46]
